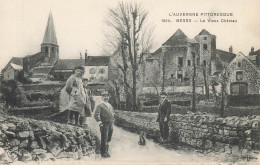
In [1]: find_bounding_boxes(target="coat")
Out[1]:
[65,74,86,116]
[94,102,114,124]
[156,99,171,122]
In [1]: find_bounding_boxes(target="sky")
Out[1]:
[0,0,260,70]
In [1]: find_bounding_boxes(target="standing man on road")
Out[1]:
[156,92,171,142]
[94,91,114,158]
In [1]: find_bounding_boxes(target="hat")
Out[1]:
[74,66,85,72]
[160,92,167,96]
[101,91,109,96]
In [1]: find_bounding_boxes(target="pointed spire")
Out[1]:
[42,11,58,45]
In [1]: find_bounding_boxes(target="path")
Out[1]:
[12,125,257,165]
[102,126,221,164]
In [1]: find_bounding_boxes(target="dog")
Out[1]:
[138,131,146,145]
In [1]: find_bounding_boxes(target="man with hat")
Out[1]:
[156,92,171,142]
[94,90,114,158]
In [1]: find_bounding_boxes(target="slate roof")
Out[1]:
[9,57,23,66]
[216,49,236,63]
[42,12,58,45]
[53,59,82,70]
[198,29,212,35]
[85,56,110,66]
[147,47,162,60]
[2,57,23,72]
[24,52,44,58]
[162,29,188,46]
[247,55,257,63]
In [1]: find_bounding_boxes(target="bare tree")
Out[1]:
[202,66,210,100]
[191,52,196,112]
[104,1,155,111]
[220,66,228,117]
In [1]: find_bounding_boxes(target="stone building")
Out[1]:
[226,52,260,95]
[142,29,236,94]
[83,52,110,83]
[247,47,260,68]
[2,57,23,81]
[2,12,59,82]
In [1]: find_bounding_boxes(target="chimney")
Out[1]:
[256,54,260,67]
[251,47,254,52]
[229,45,233,53]
[85,50,88,65]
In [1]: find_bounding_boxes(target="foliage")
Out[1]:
[0,80,27,107]
[17,71,32,84]
[24,90,58,102]
[20,99,52,107]
[228,94,260,106]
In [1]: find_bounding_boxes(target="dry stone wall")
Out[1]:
[114,110,260,158]
[0,115,98,164]
[171,113,260,155]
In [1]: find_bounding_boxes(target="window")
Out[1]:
[187,60,191,66]
[203,60,207,67]
[45,47,48,54]
[89,68,96,74]
[238,62,241,67]
[204,37,207,40]
[203,44,208,50]
[177,73,183,82]
[99,68,105,74]
[52,47,54,53]
[178,57,184,67]
[236,71,243,81]
[171,74,174,78]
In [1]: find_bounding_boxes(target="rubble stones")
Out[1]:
[31,141,39,149]
[1,124,8,131]
[7,123,16,131]
[18,131,30,138]
[0,115,98,163]
[9,139,20,147]
[19,140,29,148]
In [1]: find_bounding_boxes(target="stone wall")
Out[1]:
[114,110,260,158]
[171,113,260,155]
[142,86,204,94]
[0,115,98,164]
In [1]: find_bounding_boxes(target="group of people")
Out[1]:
[61,66,115,158]
[62,65,172,158]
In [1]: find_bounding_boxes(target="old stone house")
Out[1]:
[226,52,260,95]
[142,29,236,94]
[2,57,23,81]
[83,52,110,83]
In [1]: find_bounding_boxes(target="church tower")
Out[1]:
[41,12,59,65]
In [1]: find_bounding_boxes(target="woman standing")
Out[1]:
[65,66,86,126]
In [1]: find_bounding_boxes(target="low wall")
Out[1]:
[142,86,204,94]
[171,113,260,154]
[115,110,260,158]
[0,115,99,163]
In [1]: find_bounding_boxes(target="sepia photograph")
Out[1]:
[0,0,260,164]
